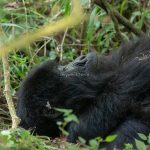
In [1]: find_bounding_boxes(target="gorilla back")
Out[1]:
[16,36,150,149]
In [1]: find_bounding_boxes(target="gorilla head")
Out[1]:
[16,36,150,149]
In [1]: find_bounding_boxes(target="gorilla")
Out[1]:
[16,36,150,149]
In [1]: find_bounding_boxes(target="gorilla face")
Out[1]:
[17,52,118,136]
[17,37,150,149]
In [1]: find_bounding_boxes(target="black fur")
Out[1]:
[16,36,150,149]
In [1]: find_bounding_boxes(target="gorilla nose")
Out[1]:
[74,52,97,67]
[74,55,87,66]
[58,52,98,72]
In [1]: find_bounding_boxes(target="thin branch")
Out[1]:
[0,26,20,128]
[94,0,144,36]
[114,11,144,35]
[100,0,124,41]
[148,0,150,7]
[2,56,20,128]
[0,0,84,57]
[60,28,68,61]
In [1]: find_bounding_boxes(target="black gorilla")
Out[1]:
[16,36,150,149]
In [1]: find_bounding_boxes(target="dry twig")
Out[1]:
[0,26,20,128]
[2,56,20,128]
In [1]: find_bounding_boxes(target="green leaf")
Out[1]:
[78,136,86,144]
[64,0,71,16]
[64,114,79,123]
[80,0,90,8]
[135,139,146,150]
[57,121,62,126]
[67,144,79,150]
[138,133,147,141]
[55,108,72,115]
[148,133,150,144]
[1,130,12,139]
[49,51,57,60]
[89,139,99,148]
[1,130,11,136]
[85,7,98,44]
[124,143,134,150]
[105,135,117,142]
[95,137,103,143]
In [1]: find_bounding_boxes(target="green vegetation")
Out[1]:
[0,120,150,150]
[0,0,150,149]
[0,0,149,90]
